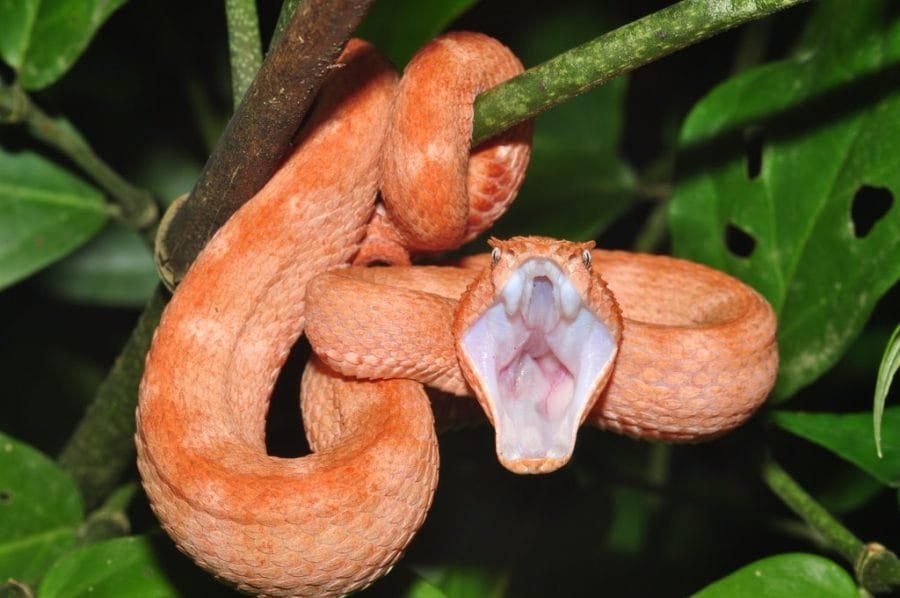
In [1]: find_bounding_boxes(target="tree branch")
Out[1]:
[471,0,810,145]
[57,287,166,508]
[761,455,900,593]
[155,0,377,288]
[272,0,304,49]
[154,0,811,286]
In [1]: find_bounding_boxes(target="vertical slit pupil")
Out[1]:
[725,224,756,258]
[851,185,893,238]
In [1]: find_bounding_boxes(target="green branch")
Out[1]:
[57,287,167,508]
[0,83,159,232]
[761,455,900,593]
[155,0,377,288]
[472,0,811,145]
[225,0,263,108]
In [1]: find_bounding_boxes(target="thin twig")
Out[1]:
[761,455,900,593]
[0,82,159,231]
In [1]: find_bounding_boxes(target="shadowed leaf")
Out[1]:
[669,1,900,400]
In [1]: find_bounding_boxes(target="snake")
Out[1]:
[135,33,778,598]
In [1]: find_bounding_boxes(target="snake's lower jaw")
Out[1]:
[459,258,620,475]
[502,455,572,475]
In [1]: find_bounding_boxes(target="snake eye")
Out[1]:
[581,249,592,269]
[491,247,501,265]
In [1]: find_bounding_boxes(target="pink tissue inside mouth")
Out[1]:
[497,326,574,422]
[460,259,616,468]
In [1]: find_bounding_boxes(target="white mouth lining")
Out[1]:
[461,259,616,464]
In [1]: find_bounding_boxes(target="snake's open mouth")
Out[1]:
[461,258,617,473]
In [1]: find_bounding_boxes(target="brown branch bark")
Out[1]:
[155,0,376,288]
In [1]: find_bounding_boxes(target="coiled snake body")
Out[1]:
[136,33,777,597]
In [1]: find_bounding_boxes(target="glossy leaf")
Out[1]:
[37,535,229,598]
[365,567,448,598]
[692,553,857,598]
[0,0,129,89]
[404,577,448,598]
[772,407,900,488]
[814,462,886,514]
[356,0,479,67]
[38,536,177,598]
[669,1,900,400]
[874,324,900,457]
[0,431,84,584]
[41,223,158,307]
[0,148,109,291]
[488,9,636,243]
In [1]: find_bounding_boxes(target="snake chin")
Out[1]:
[461,258,617,474]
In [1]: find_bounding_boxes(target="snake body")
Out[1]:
[306,238,777,475]
[137,33,529,596]
[136,33,777,598]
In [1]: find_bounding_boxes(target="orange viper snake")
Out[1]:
[136,33,777,597]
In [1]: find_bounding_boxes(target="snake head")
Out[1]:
[455,236,623,474]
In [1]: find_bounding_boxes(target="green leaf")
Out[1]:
[668,1,900,401]
[37,534,229,598]
[0,0,129,90]
[874,324,900,457]
[488,9,636,242]
[0,431,84,584]
[40,223,158,307]
[356,0,479,68]
[772,407,900,488]
[0,148,109,291]
[814,462,886,514]
[692,553,857,598]
[37,536,180,598]
[404,578,447,598]
[363,567,448,598]
[603,486,655,555]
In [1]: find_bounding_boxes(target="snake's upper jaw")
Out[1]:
[459,257,619,474]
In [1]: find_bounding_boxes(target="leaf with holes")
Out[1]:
[691,553,857,598]
[772,407,900,488]
[0,431,84,585]
[669,1,900,400]
[0,148,110,291]
[0,0,130,90]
